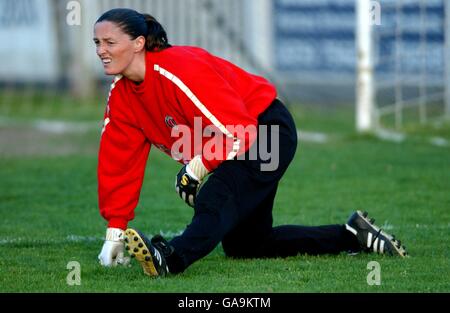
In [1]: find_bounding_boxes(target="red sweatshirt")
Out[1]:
[98,46,277,229]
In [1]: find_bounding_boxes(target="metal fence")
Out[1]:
[53,0,279,98]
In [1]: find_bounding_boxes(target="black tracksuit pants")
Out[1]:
[168,99,360,273]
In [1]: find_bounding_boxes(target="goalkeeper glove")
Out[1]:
[98,227,130,267]
[175,156,209,207]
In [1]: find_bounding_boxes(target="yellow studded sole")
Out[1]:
[124,229,159,277]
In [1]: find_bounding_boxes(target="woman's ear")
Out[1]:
[134,36,146,52]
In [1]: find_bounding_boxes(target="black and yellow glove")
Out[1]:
[175,156,209,207]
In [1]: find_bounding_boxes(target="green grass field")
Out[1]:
[0,97,449,292]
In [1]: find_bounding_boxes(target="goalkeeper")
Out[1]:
[95,8,407,276]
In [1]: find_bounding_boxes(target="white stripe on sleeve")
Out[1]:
[154,64,240,160]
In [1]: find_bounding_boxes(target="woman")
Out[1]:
[95,8,407,276]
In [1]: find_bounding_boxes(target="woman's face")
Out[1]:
[93,21,139,76]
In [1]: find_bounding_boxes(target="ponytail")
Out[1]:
[142,14,171,51]
[96,8,171,52]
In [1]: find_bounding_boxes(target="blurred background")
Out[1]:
[1,1,449,292]
[0,0,449,158]
[1,0,450,133]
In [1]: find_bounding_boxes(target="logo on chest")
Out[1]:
[165,116,178,129]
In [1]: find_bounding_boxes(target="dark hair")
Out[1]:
[96,8,171,51]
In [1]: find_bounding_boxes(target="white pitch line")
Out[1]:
[2,225,450,246]
[429,137,449,147]
[158,229,184,238]
[33,120,100,134]
[0,235,102,245]
[374,129,406,143]
[0,230,185,246]
[297,130,329,143]
[374,128,450,148]
[1,116,447,147]
[0,116,100,134]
